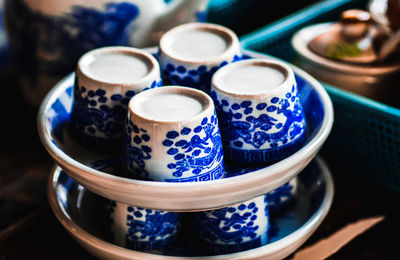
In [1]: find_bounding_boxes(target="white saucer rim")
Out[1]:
[38,49,334,210]
[47,156,334,260]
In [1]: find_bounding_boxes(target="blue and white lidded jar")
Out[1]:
[4,0,209,106]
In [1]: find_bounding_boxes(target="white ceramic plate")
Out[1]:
[48,156,334,260]
[291,23,400,76]
[38,49,333,211]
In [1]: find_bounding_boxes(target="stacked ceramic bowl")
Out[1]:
[38,23,334,259]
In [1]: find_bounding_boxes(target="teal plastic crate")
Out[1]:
[240,0,400,191]
[207,0,322,36]
[207,0,270,36]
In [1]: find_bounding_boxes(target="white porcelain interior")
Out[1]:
[211,58,292,96]
[159,22,241,64]
[129,85,212,123]
[47,156,334,260]
[38,49,334,211]
[77,46,160,87]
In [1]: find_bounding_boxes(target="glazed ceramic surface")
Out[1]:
[4,0,209,105]
[158,23,242,93]
[106,200,180,250]
[193,194,269,255]
[292,23,400,105]
[266,177,298,215]
[123,86,224,182]
[47,156,334,259]
[117,86,224,248]
[69,46,162,151]
[38,49,334,211]
[211,59,306,163]
[368,0,389,29]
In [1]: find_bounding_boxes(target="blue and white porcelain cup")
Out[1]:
[210,58,306,163]
[69,46,162,151]
[193,194,269,254]
[158,22,242,93]
[112,86,225,250]
[105,200,180,251]
[122,85,225,182]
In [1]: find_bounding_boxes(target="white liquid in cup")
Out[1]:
[168,29,228,61]
[85,52,150,84]
[132,92,204,121]
[217,64,286,95]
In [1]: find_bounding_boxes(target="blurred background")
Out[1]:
[0,1,320,256]
[4,0,400,259]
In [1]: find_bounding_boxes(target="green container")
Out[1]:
[240,0,400,191]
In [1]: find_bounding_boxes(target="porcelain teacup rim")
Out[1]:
[159,22,241,65]
[77,46,160,87]
[211,58,295,98]
[128,85,213,125]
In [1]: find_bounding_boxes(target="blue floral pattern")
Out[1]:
[210,84,306,163]
[267,181,296,214]
[124,206,179,250]
[194,195,269,254]
[123,119,153,180]
[161,54,242,93]
[6,1,140,90]
[69,79,162,149]
[162,113,224,182]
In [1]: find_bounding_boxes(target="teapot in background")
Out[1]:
[3,0,210,106]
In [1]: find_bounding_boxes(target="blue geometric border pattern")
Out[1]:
[161,54,242,93]
[68,78,162,149]
[210,82,306,163]
[162,112,225,182]
[225,133,305,163]
[164,163,224,183]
